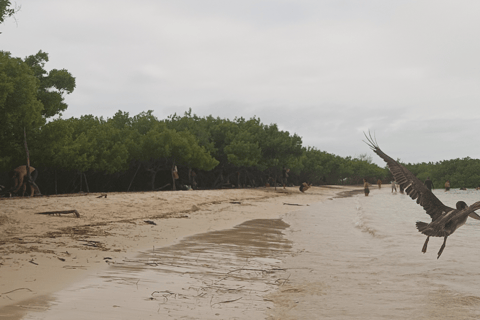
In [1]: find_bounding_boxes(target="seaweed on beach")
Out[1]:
[334,189,364,198]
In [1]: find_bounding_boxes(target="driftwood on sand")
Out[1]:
[35,210,80,218]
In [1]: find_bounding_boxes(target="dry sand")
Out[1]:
[0,185,360,317]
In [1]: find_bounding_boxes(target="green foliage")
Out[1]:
[224,133,261,167]
[0,51,44,170]
[24,51,76,118]
[0,50,75,171]
[404,158,480,189]
[38,118,94,172]
[0,0,17,24]
[133,118,218,171]
[257,123,303,172]
[223,118,263,168]
[165,109,215,154]
[128,112,219,189]
[159,110,385,186]
[37,111,219,180]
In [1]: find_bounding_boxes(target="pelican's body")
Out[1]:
[364,133,480,259]
[417,202,469,238]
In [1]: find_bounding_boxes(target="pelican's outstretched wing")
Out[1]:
[469,211,480,220]
[364,132,451,221]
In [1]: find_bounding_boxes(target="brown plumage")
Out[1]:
[364,132,480,259]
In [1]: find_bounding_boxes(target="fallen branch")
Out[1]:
[283,203,308,206]
[63,265,87,269]
[277,273,291,286]
[151,290,176,302]
[35,210,80,218]
[96,194,107,198]
[122,258,182,268]
[155,183,171,191]
[78,240,102,247]
[226,267,283,274]
[1,288,33,295]
[211,297,243,307]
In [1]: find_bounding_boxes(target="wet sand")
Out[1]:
[0,186,358,319]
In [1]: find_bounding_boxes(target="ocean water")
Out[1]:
[6,187,480,319]
[272,187,480,319]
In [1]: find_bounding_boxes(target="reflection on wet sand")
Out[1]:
[4,219,292,320]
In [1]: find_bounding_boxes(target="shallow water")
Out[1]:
[2,219,292,320]
[5,188,480,319]
[270,188,480,319]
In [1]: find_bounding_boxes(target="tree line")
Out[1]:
[403,159,480,190]
[2,110,389,194]
[0,49,390,194]
[7,47,478,195]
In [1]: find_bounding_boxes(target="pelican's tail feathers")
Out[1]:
[416,221,444,237]
[416,221,429,233]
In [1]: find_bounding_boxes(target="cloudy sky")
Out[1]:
[2,0,480,166]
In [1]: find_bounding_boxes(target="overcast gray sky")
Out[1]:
[2,0,480,166]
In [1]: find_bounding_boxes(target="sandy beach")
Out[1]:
[0,185,359,318]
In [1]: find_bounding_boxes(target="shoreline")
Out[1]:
[0,185,360,314]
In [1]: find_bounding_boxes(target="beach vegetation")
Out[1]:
[13,108,389,193]
[404,158,480,189]
[0,0,18,24]
[0,50,75,172]
[0,52,393,193]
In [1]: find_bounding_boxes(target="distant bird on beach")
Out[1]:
[364,132,480,259]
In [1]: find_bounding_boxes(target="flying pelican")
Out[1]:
[364,132,480,259]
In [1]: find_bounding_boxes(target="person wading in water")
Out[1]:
[424,177,434,191]
[445,180,450,192]
[364,178,370,196]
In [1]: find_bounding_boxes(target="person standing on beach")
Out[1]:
[391,180,397,193]
[424,177,434,191]
[445,180,450,192]
[363,178,370,196]
[377,179,382,189]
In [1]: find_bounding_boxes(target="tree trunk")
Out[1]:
[23,128,41,196]
[151,171,156,190]
[83,173,90,193]
[80,172,83,191]
[127,164,141,192]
